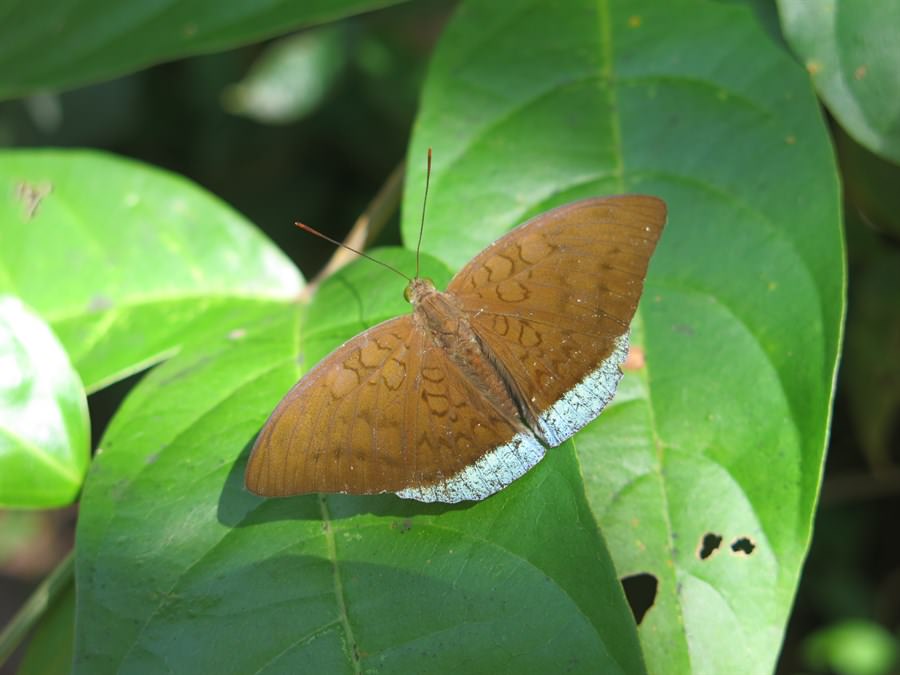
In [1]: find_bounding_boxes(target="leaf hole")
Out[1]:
[697,532,723,560]
[730,536,756,556]
[621,572,657,625]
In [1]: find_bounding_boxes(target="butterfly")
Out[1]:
[246,193,666,503]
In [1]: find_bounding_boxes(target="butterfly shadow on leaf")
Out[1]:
[216,438,473,528]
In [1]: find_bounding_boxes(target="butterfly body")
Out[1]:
[409,278,528,436]
[246,195,667,503]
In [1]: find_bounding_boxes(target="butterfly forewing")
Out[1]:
[246,316,414,496]
[246,315,543,501]
[447,195,666,446]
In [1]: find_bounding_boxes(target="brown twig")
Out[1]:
[298,160,405,302]
[0,549,74,666]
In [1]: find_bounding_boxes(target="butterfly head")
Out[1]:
[404,277,437,305]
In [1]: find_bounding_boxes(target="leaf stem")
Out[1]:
[0,549,74,666]
[299,159,406,302]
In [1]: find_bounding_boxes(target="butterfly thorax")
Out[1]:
[408,277,526,431]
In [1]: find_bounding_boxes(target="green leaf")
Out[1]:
[777,0,900,164]
[0,150,303,392]
[803,619,900,675]
[0,0,407,101]
[74,250,645,674]
[834,122,900,240]
[0,296,89,508]
[0,511,44,560]
[222,26,348,124]
[403,1,843,673]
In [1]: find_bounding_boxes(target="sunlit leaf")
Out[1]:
[0,150,303,392]
[0,296,88,508]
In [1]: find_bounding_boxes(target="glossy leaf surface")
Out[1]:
[0,296,89,508]
[0,150,303,392]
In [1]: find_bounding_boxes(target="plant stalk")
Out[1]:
[299,159,405,302]
[0,549,74,666]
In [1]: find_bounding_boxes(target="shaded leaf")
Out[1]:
[0,0,407,101]
[222,27,348,124]
[834,123,900,240]
[0,296,89,508]
[778,0,900,164]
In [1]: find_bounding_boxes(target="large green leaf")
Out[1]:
[74,250,646,674]
[777,0,900,164]
[0,150,303,392]
[0,0,406,101]
[402,1,843,673]
[0,296,88,508]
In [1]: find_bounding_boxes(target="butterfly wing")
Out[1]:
[447,195,666,446]
[394,330,545,503]
[245,315,544,502]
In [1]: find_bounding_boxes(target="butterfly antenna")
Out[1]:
[415,147,432,280]
[296,222,411,282]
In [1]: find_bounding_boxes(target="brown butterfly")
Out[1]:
[246,192,666,503]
